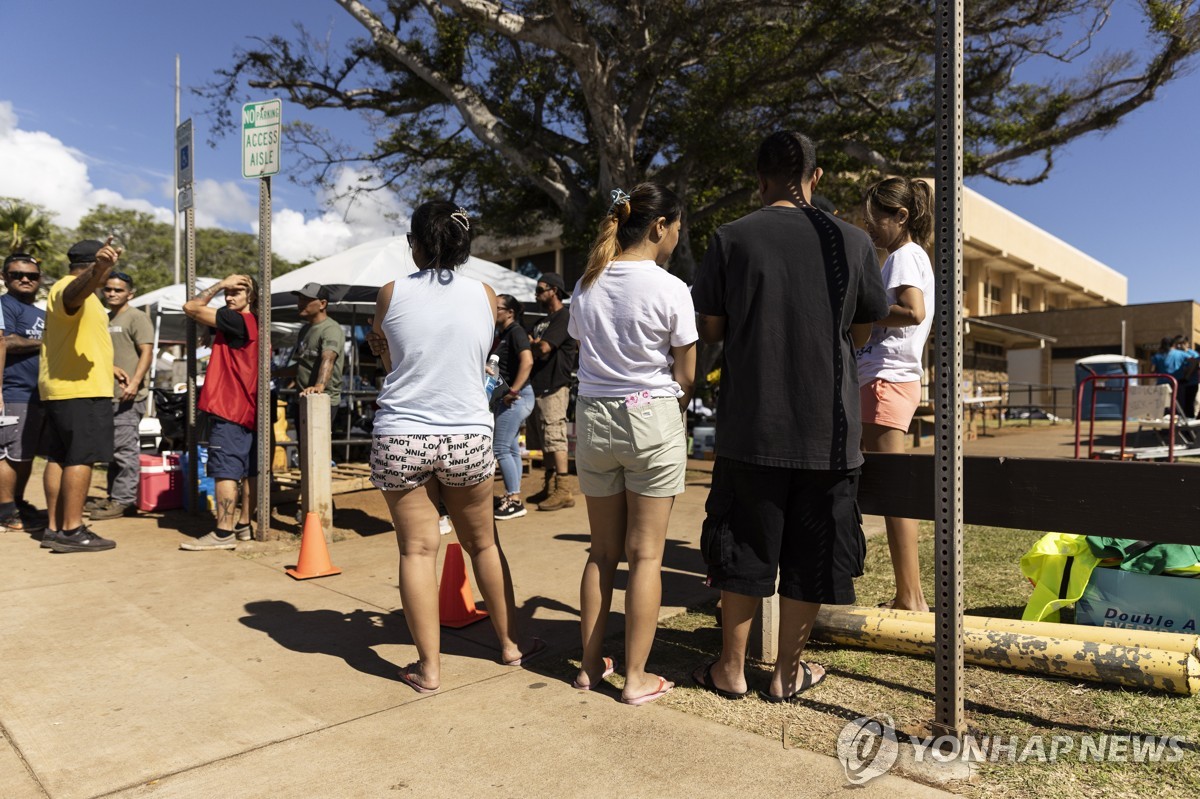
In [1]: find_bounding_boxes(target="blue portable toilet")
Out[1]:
[1075,355,1138,420]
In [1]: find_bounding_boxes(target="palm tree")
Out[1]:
[0,198,57,258]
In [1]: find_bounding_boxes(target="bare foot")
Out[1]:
[572,656,615,690]
[399,662,439,694]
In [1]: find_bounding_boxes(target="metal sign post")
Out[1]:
[932,0,967,737]
[177,117,199,514]
[242,99,281,541]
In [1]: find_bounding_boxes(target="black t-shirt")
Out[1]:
[215,307,250,349]
[691,205,888,470]
[492,322,532,387]
[529,306,577,395]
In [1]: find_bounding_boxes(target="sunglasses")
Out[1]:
[6,271,41,282]
[536,286,553,294]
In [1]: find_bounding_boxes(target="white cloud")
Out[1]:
[0,101,176,227]
[262,167,410,262]
[0,100,406,263]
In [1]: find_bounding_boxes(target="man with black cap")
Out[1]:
[527,271,578,512]
[0,253,48,536]
[277,282,345,472]
[40,238,124,553]
[288,282,345,413]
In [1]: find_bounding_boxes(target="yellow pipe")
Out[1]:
[841,606,1200,657]
[814,607,1200,695]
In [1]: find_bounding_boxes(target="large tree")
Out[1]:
[204,0,1200,275]
[76,205,301,293]
[0,198,64,265]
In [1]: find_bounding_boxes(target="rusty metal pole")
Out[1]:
[185,206,198,514]
[933,0,967,737]
[256,176,273,541]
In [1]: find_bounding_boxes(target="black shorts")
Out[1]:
[38,398,115,467]
[702,457,865,605]
[206,417,259,480]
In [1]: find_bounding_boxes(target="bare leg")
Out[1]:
[766,597,825,698]
[619,491,673,701]
[862,423,929,612]
[577,492,626,687]
[441,478,531,665]
[44,461,63,531]
[239,477,255,527]
[0,458,32,504]
[553,450,569,476]
[383,482,443,690]
[706,590,757,696]
[214,479,240,533]
[58,465,93,531]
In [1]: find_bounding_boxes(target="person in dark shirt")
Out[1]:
[690,131,888,702]
[0,253,48,535]
[491,294,535,519]
[527,272,579,511]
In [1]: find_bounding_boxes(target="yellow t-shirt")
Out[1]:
[38,274,115,400]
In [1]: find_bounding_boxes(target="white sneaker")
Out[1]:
[438,515,452,535]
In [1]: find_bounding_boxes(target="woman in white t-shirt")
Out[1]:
[568,184,697,705]
[854,176,935,612]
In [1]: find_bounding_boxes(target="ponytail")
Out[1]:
[581,184,682,289]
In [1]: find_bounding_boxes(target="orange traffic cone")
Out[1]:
[439,542,489,628]
[286,512,343,580]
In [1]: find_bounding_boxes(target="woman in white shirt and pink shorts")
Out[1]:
[854,177,935,612]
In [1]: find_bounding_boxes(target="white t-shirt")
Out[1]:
[856,242,935,385]
[568,260,698,398]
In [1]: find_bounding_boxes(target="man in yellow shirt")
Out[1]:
[40,238,123,553]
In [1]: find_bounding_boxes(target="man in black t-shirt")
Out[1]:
[690,131,888,703]
[527,272,578,511]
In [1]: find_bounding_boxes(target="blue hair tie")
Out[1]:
[608,188,631,216]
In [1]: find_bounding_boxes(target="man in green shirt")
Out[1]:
[291,282,345,409]
[90,271,154,520]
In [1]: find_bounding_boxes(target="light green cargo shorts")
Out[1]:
[575,395,687,498]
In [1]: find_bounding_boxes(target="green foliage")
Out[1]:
[55,204,302,292]
[0,198,68,269]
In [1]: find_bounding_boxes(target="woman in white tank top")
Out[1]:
[367,201,542,693]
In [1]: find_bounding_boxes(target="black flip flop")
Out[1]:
[692,660,748,700]
[757,661,826,703]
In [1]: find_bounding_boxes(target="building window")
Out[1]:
[983,281,1002,315]
[1019,294,1031,313]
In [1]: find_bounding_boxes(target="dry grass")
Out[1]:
[560,523,1200,798]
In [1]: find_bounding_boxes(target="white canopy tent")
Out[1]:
[269,236,538,317]
[129,277,222,342]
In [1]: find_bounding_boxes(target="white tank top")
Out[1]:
[373,269,495,436]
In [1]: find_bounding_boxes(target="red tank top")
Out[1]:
[199,312,259,429]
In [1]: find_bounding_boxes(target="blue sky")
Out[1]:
[2,0,1197,302]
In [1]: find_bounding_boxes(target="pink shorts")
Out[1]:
[370,434,495,491]
[860,379,922,431]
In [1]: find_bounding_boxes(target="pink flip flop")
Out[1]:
[399,665,438,695]
[620,676,674,706]
[571,657,615,690]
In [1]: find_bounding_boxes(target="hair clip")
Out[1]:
[450,208,470,231]
[608,188,631,216]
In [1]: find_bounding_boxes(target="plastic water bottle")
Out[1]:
[484,354,501,397]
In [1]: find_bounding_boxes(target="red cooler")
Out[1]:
[138,453,183,512]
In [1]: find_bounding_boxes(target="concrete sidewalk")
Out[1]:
[0,468,942,799]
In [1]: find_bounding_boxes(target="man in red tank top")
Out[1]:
[180,274,259,550]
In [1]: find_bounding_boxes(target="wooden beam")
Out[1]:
[859,453,1200,546]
